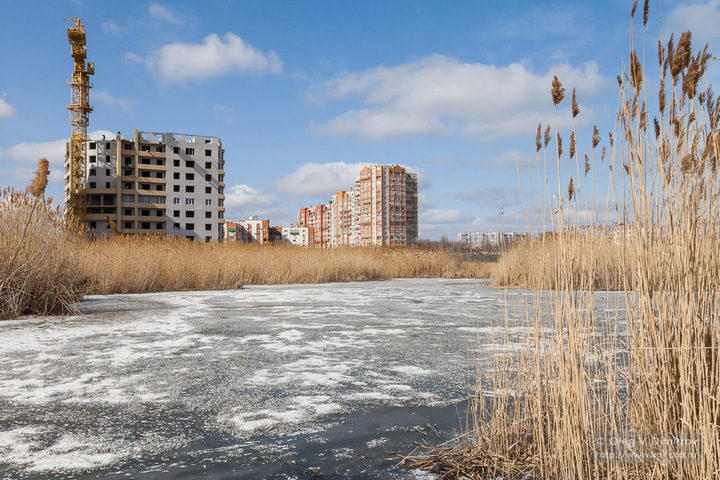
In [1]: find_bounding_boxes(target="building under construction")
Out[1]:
[70,130,226,242]
[62,18,226,242]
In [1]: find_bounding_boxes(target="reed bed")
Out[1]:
[78,236,491,295]
[0,187,85,319]
[403,2,720,478]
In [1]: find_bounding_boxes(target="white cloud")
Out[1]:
[0,96,14,118]
[101,21,123,35]
[667,0,720,48]
[148,3,182,25]
[274,162,368,198]
[223,184,291,221]
[309,54,606,141]
[137,33,282,84]
[422,208,474,224]
[93,90,134,112]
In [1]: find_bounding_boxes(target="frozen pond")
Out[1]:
[0,278,587,479]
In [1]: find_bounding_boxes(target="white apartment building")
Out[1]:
[70,130,226,242]
[282,226,313,247]
[457,231,524,249]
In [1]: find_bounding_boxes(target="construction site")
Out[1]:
[63,18,226,243]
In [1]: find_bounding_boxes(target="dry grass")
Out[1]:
[0,188,86,319]
[78,237,491,295]
[404,2,720,479]
[0,193,491,318]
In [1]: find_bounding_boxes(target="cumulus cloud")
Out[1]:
[0,96,14,118]
[274,162,369,198]
[133,33,282,84]
[308,54,606,141]
[93,90,135,112]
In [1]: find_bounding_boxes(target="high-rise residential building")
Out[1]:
[297,203,331,248]
[330,189,355,247]
[352,165,418,247]
[67,130,225,242]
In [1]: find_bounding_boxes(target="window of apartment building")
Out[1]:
[89,182,96,188]
[123,222,133,229]
[205,237,212,243]
[141,222,150,229]
[173,147,179,154]
[154,197,165,203]
[155,172,163,179]
[173,210,180,217]
[141,158,151,165]
[89,142,96,150]
[141,209,150,216]
[123,143,134,150]
[141,171,150,177]
[185,148,194,155]
[185,160,194,168]
[205,187,212,194]
[89,155,96,163]
[155,185,164,192]
[124,169,132,176]
[205,199,213,206]
[205,162,212,169]
[106,143,111,149]
[156,210,164,217]
[185,186,194,193]
[185,173,194,181]
[205,224,212,231]
[140,197,152,204]
[105,182,111,188]
[89,221,96,229]
[173,159,180,167]
[185,198,195,205]
[156,222,164,230]
[173,198,180,205]
[186,223,195,230]
[141,183,150,190]
[89,169,96,176]
[173,185,180,192]
[106,155,110,162]
[124,157,132,165]
[123,208,133,216]
[174,223,180,230]
[218,199,224,207]
[186,211,194,218]
[205,212,212,219]
[218,211,224,219]
[122,195,133,203]
[205,149,211,156]
[205,174,211,181]
[141,145,150,152]
[156,146,164,153]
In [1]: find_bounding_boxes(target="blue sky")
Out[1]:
[1,0,719,239]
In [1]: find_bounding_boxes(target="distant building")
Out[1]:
[70,129,226,242]
[351,165,418,247]
[298,204,331,248]
[457,231,526,250]
[282,226,314,247]
[330,189,355,247]
[224,216,270,243]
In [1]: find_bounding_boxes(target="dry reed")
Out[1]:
[403,2,720,478]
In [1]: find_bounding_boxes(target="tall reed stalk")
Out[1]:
[404,1,719,478]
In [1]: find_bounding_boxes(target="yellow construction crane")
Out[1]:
[64,17,94,226]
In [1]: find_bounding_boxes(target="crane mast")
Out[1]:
[64,17,94,226]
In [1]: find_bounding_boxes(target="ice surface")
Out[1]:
[0,279,626,478]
